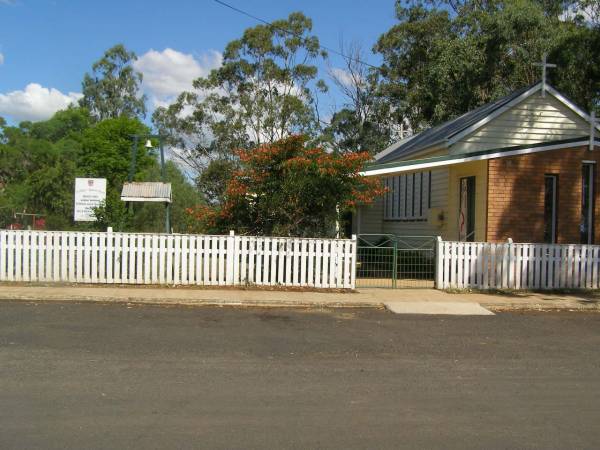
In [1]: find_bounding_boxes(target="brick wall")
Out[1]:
[486,145,600,244]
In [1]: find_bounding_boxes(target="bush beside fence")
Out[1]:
[0,230,356,289]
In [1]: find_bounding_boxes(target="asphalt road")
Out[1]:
[0,302,599,450]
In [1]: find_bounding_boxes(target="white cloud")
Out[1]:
[133,48,222,108]
[0,53,4,65]
[330,67,366,90]
[330,68,354,87]
[0,83,82,122]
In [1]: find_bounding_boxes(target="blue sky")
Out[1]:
[0,0,398,124]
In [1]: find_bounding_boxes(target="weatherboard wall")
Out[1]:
[451,92,590,155]
[356,168,449,238]
[355,199,384,235]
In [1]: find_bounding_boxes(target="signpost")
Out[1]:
[74,178,107,222]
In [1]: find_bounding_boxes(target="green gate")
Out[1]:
[356,234,436,288]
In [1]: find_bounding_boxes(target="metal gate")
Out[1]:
[356,235,436,288]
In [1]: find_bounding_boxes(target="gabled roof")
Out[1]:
[376,81,597,164]
[363,137,599,177]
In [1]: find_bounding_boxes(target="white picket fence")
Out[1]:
[0,230,356,289]
[436,239,600,290]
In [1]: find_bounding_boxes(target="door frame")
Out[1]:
[459,176,476,242]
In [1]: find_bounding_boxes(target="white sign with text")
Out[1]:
[74,178,107,222]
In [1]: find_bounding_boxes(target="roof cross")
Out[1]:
[534,53,556,98]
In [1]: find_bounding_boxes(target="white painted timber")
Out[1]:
[437,240,600,290]
[0,230,356,289]
[452,93,592,154]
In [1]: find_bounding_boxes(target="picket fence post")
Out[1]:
[0,230,6,281]
[226,230,235,285]
[435,236,443,289]
[351,234,357,289]
[506,238,513,289]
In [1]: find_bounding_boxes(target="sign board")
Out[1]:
[74,178,107,222]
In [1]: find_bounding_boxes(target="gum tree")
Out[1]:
[153,12,328,203]
[80,44,146,121]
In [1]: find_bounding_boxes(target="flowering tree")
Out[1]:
[185,135,384,237]
[153,12,327,183]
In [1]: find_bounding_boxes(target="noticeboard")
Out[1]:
[74,178,107,222]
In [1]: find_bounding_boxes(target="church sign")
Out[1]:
[74,178,107,222]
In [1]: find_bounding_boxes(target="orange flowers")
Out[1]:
[187,135,385,235]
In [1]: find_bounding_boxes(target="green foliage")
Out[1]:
[322,42,403,154]
[79,116,152,187]
[0,109,85,228]
[80,44,146,121]
[7,6,600,236]
[130,161,204,233]
[26,107,92,142]
[27,158,77,219]
[91,161,204,234]
[0,104,204,232]
[323,107,398,155]
[153,12,327,181]
[1,42,151,230]
[92,191,133,232]
[196,158,238,206]
[374,0,600,129]
[192,136,383,237]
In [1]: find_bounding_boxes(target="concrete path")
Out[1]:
[384,301,494,315]
[0,284,379,308]
[0,283,598,314]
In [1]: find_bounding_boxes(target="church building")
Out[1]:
[357,80,600,244]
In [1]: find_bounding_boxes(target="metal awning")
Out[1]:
[121,182,172,203]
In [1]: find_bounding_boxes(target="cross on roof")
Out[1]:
[533,54,557,97]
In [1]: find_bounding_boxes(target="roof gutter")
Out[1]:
[362,138,595,177]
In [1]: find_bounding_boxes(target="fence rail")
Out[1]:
[436,239,600,290]
[0,230,356,289]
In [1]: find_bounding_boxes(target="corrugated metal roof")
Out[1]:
[377,82,540,163]
[121,182,172,202]
[364,136,595,176]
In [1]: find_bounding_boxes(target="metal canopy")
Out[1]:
[121,182,172,203]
